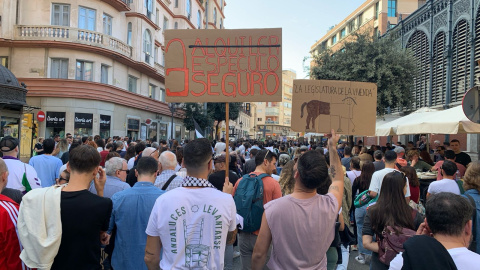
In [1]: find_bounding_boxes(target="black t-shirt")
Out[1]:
[34,143,44,155]
[51,190,112,270]
[455,152,471,167]
[1,188,23,204]
[208,170,239,191]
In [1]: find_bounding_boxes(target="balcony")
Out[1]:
[265,120,279,124]
[15,25,132,58]
[155,62,165,76]
[265,107,279,116]
[101,0,131,12]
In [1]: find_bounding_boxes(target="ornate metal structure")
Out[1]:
[386,0,479,110]
[0,64,27,110]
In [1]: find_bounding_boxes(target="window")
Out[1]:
[257,118,262,122]
[163,17,168,31]
[220,0,223,11]
[332,35,337,44]
[174,22,178,29]
[127,22,132,45]
[388,0,397,17]
[143,29,152,63]
[213,8,217,27]
[78,6,96,31]
[175,0,178,8]
[348,20,355,32]
[375,1,380,19]
[51,58,68,79]
[220,18,223,29]
[101,64,109,84]
[103,14,112,35]
[186,0,191,20]
[52,4,70,26]
[75,60,93,81]
[197,10,201,29]
[148,84,157,99]
[340,28,346,38]
[159,88,166,101]
[389,24,397,29]
[162,52,165,66]
[145,0,153,19]
[0,57,8,68]
[154,46,159,63]
[128,75,137,93]
[357,13,363,27]
[156,9,160,26]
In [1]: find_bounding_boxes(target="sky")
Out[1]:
[224,0,365,79]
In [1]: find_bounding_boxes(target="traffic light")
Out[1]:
[22,114,33,128]
[32,121,38,139]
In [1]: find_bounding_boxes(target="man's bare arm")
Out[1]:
[145,236,162,270]
[327,130,344,211]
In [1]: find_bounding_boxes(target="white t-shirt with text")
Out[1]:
[146,187,236,270]
[368,168,411,197]
[389,247,480,270]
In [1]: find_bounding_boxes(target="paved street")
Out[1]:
[232,248,370,270]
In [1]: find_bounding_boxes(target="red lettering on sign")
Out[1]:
[264,72,279,95]
[214,38,226,57]
[207,73,219,96]
[268,35,280,55]
[238,73,251,96]
[251,72,263,95]
[257,36,267,56]
[192,73,207,96]
[222,73,236,97]
[267,55,280,72]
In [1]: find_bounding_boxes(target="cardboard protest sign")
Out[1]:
[165,28,282,103]
[291,80,377,136]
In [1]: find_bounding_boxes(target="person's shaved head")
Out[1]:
[0,158,8,191]
[0,158,7,174]
[143,147,159,160]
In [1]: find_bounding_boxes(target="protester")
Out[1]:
[127,142,146,170]
[346,156,361,185]
[359,147,373,162]
[462,161,480,253]
[368,150,411,199]
[127,147,158,187]
[89,157,130,198]
[18,145,112,269]
[427,160,461,197]
[279,160,295,196]
[0,158,26,269]
[115,141,126,158]
[53,139,68,159]
[431,150,466,180]
[401,166,420,204]
[154,151,184,191]
[390,193,480,269]
[145,138,236,269]
[251,131,344,270]
[109,157,165,270]
[406,149,432,172]
[341,146,353,171]
[244,148,259,175]
[373,150,385,171]
[208,154,239,191]
[57,170,70,185]
[1,136,42,192]
[214,138,227,154]
[34,137,44,155]
[393,147,407,169]
[232,148,281,269]
[450,139,471,167]
[60,141,80,165]
[362,171,423,269]
[29,138,63,187]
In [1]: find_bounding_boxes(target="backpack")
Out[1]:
[234,173,269,233]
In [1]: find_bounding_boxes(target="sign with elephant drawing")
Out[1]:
[291,80,377,136]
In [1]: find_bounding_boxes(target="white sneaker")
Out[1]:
[355,255,366,264]
[233,250,241,258]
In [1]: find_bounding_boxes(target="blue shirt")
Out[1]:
[108,181,165,270]
[89,175,131,198]
[463,189,480,254]
[28,155,63,187]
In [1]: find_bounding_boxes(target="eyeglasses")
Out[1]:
[118,169,129,174]
[59,177,69,182]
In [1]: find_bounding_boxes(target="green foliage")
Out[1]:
[310,31,417,114]
[182,103,213,132]
[208,103,241,139]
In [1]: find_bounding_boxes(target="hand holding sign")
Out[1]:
[223,176,233,195]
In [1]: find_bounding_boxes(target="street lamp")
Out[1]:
[169,103,179,140]
[239,121,243,139]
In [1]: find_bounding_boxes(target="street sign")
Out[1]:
[37,111,45,122]
[462,86,480,123]
[145,118,152,125]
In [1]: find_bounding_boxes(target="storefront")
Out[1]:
[100,115,111,139]
[148,122,157,142]
[74,113,93,137]
[127,118,140,141]
[45,111,66,138]
[159,123,168,141]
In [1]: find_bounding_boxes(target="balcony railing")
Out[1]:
[265,120,279,124]
[155,62,165,75]
[16,25,132,58]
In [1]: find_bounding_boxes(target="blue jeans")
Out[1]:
[355,205,371,256]
[224,244,233,270]
[336,245,349,270]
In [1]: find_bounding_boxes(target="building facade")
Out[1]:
[255,69,296,141]
[0,0,226,142]
[310,0,424,55]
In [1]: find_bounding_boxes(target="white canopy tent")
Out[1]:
[375,107,439,136]
[396,106,480,135]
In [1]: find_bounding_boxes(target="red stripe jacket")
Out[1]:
[0,194,23,270]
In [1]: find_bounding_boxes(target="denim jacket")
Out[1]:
[463,189,480,254]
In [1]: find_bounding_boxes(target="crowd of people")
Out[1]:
[0,132,479,270]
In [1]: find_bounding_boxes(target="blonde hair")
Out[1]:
[464,161,480,192]
[279,160,295,196]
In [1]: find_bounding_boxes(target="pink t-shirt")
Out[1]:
[433,160,466,180]
[264,193,339,270]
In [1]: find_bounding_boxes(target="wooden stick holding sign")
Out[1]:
[225,103,230,181]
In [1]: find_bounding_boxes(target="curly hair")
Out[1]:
[406,149,420,161]
[464,161,480,192]
[279,160,295,196]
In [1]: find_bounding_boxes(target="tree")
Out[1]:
[310,31,417,114]
[208,103,241,140]
[182,103,213,133]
